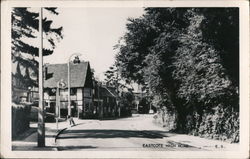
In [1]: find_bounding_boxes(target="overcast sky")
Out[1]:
[43,8,144,81]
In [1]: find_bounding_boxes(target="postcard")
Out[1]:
[1,0,249,158]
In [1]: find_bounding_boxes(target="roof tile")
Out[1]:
[44,62,89,88]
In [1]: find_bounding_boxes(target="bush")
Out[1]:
[197,106,239,143]
[155,104,239,143]
[12,103,31,139]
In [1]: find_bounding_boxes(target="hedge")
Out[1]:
[155,105,239,143]
[12,103,31,139]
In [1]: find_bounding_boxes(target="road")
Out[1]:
[56,114,201,151]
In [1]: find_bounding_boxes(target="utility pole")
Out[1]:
[38,7,45,147]
[67,61,71,116]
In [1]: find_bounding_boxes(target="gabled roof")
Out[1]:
[100,86,118,98]
[44,62,90,88]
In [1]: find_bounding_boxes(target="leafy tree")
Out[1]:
[115,8,239,139]
[115,8,190,128]
[172,9,238,132]
[104,64,120,87]
[199,8,239,86]
[12,7,63,85]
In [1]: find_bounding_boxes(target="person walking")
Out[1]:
[67,115,76,126]
[162,108,166,127]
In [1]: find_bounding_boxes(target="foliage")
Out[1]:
[12,7,63,85]
[115,8,239,142]
[104,64,136,117]
[104,64,126,91]
[197,106,239,142]
[199,8,239,86]
[12,103,31,139]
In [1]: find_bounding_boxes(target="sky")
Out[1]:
[43,8,144,81]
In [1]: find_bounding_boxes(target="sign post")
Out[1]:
[56,79,66,131]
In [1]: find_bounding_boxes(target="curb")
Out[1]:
[54,127,68,143]
[54,123,83,144]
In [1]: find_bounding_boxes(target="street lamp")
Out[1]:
[68,53,82,116]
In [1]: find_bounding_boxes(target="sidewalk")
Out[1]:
[163,133,239,151]
[132,114,239,151]
[12,117,83,151]
[151,120,240,151]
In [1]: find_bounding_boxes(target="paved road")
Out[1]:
[56,115,201,151]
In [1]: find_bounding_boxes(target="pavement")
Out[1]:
[12,114,239,151]
[12,118,87,151]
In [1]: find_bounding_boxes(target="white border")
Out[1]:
[1,1,249,158]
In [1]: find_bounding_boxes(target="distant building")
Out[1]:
[44,61,93,119]
[132,91,152,114]
[93,82,119,118]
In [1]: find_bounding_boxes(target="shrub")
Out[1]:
[156,104,239,143]
[191,105,239,143]
[12,103,31,139]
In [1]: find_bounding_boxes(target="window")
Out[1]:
[70,88,77,95]
[49,89,56,96]
[84,88,92,97]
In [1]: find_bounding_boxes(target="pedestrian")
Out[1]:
[162,109,166,127]
[67,115,76,126]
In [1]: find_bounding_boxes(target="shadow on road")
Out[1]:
[57,145,97,151]
[58,129,174,139]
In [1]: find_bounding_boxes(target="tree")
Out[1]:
[115,8,239,140]
[104,65,119,87]
[172,9,238,132]
[12,7,63,85]
[115,8,190,119]
[199,8,239,86]
[104,63,129,94]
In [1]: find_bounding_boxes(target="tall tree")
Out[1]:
[199,8,239,86]
[115,8,239,139]
[12,7,63,85]
[172,9,238,132]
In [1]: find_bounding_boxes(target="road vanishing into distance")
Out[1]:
[56,114,201,151]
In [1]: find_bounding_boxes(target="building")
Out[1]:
[93,82,119,118]
[132,92,150,114]
[101,86,119,117]
[44,60,94,119]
